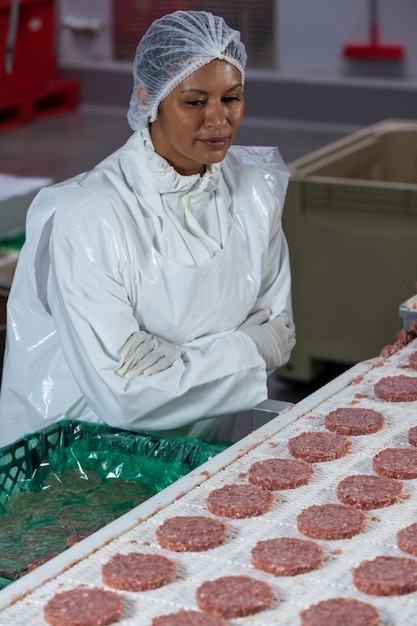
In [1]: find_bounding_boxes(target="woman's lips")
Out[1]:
[201,137,228,150]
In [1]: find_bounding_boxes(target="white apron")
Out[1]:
[0,131,291,446]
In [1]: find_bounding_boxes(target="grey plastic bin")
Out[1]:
[279,119,417,382]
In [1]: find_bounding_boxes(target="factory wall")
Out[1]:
[57,0,417,126]
[278,0,415,80]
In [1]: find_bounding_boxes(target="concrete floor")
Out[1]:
[0,104,356,440]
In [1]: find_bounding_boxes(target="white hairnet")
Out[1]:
[127,10,247,131]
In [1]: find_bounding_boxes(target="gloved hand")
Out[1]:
[118,330,183,379]
[238,310,296,370]
[238,307,271,331]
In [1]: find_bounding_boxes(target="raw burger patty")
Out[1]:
[409,351,417,370]
[43,586,124,626]
[251,537,323,576]
[288,431,351,463]
[325,408,384,436]
[155,516,227,551]
[297,503,366,540]
[353,555,417,596]
[67,531,94,547]
[374,375,417,402]
[152,610,227,626]
[28,553,60,572]
[408,426,417,447]
[248,458,314,490]
[196,575,273,618]
[373,447,417,479]
[300,597,379,626]
[102,552,176,591]
[336,474,403,509]
[397,522,417,556]
[206,484,274,519]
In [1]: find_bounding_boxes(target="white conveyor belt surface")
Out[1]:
[2,342,417,625]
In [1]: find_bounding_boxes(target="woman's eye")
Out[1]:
[185,95,241,107]
[187,99,205,107]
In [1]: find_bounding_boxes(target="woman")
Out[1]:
[0,11,295,446]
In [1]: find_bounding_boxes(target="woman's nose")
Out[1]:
[204,101,227,128]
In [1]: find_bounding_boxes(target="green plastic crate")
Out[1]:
[0,419,228,508]
[0,420,229,587]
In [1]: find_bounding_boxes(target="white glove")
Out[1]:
[118,330,183,379]
[238,307,271,331]
[238,310,296,370]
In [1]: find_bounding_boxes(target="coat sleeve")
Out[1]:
[252,188,293,319]
[228,145,293,320]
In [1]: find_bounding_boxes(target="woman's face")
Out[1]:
[150,59,244,176]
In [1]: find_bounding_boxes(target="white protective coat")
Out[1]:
[0,130,292,446]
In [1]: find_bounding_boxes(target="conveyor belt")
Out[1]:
[2,343,417,625]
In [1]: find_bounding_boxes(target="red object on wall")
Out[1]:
[0,0,79,131]
[343,0,404,61]
[0,0,57,98]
